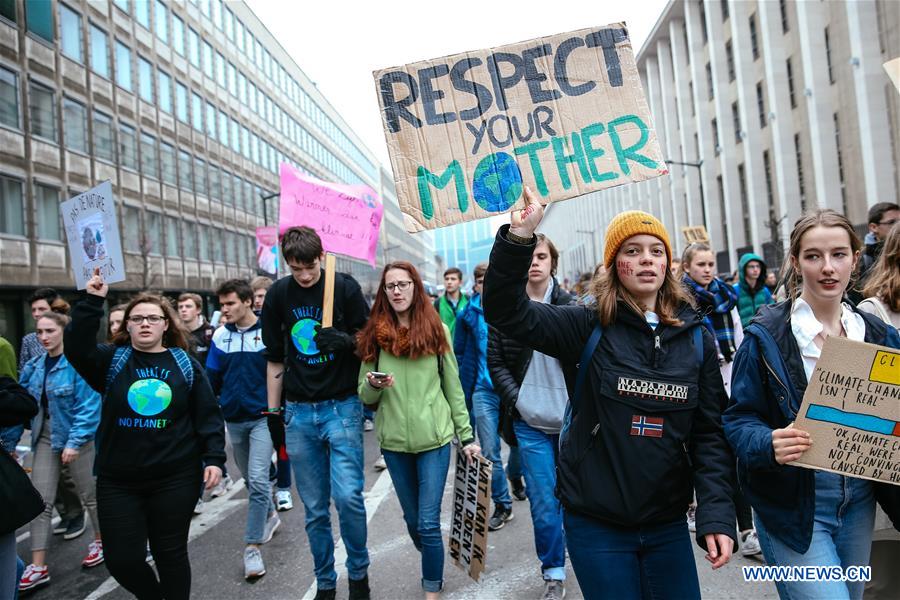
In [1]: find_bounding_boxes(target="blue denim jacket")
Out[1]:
[5,353,101,452]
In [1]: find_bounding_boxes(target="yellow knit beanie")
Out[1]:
[603,211,672,268]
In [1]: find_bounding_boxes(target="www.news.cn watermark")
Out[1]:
[743,565,872,583]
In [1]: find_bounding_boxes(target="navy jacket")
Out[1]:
[724,300,900,553]
[206,320,268,422]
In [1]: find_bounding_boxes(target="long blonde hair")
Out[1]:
[590,256,694,327]
[862,221,900,312]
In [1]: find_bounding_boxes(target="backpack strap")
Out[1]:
[106,346,132,391]
[169,347,194,390]
[561,322,604,444]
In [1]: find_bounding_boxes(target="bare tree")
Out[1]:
[139,234,159,291]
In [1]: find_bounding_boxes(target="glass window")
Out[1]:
[0,0,17,22]
[178,150,192,190]
[241,126,249,158]
[165,216,179,256]
[92,110,114,161]
[205,102,215,139]
[218,110,228,146]
[154,0,167,43]
[134,0,149,29]
[225,230,236,263]
[194,156,207,196]
[175,81,187,122]
[89,25,109,78]
[160,140,175,184]
[224,7,234,40]
[25,0,53,42]
[113,0,129,13]
[123,206,140,252]
[211,0,222,29]
[146,211,161,254]
[138,58,153,102]
[220,168,231,204]
[251,133,259,164]
[236,20,245,53]
[171,13,184,55]
[29,81,56,141]
[202,41,213,78]
[158,69,171,113]
[248,81,257,112]
[229,174,240,209]
[119,122,137,169]
[215,51,225,87]
[198,224,209,260]
[237,72,246,104]
[227,62,236,96]
[188,28,200,67]
[230,117,239,152]
[244,179,254,213]
[199,0,209,16]
[0,67,19,129]
[207,163,219,199]
[182,221,196,258]
[191,92,202,130]
[0,175,24,235]
[59,4,83,63]
[35,184,60,240]
[140,131,158,178]
[63,97,87,152]
[115,41,132,91]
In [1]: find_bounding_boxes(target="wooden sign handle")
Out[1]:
[322,253,336,327]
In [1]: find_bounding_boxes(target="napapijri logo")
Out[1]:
[617,377,689,403]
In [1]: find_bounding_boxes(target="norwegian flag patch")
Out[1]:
[630,415,664,438]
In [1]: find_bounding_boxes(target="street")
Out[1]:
[16,430,777,600]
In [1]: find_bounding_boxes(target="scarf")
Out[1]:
[684,275,738,362]
[374,321,411,357]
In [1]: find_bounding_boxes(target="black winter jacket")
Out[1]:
[487,279,575,446]
[483,226,737,549]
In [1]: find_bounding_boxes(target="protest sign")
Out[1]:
[278,163,383,266]
[448,449,491,582]
[793,337,900,485]
[60,181,125,289]
[374,23,666,232]
[256,226,278,275]
[885,57,900,94]
[682,225,710,244]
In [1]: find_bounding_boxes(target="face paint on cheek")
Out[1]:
[616,260,635,277]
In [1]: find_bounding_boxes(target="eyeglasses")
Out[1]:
[877,219,898,226]
[127,315,167,325]
[384,281,413,292]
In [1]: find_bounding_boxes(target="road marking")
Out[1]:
[83,478,247,600]
[16,516,61,544]
[300,468,394,600]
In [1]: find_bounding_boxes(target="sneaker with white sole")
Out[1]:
[373,455,387,471]
[193,499,205,515]
[686,505,696,532]
[243,546,266,580]
[275,489,293,511]
[740,530,763,557]
[363,419,374,432]
[82,540,104,568]
[63,512,86,540]
[210,474,234,498]
[261,513,281,544]
[542,579,565,600]
[19,564,50,592]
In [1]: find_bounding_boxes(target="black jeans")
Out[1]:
[97,465,202,600]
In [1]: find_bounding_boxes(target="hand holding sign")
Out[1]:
[771,423,812,465]
[509,186,544,239]
[461,442,482,465]
[86,267,109,298]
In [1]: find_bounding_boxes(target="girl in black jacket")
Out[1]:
[65,270,226,600]
[483,188,736,599]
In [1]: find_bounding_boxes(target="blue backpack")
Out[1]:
[105,346,195,393]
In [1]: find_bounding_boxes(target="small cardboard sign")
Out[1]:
[793,337,900,485]
[682,225,710,244]
[60,181,125,290]
[448,448,492,582]
[255,226,278,275]
[374,23,666,233]
[278,163,383,266]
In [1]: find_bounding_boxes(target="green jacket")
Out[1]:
[357,325,474,454]
[433,294,468,337]
[0,336,16,379]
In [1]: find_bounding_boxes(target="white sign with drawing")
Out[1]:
[61,181,125,289]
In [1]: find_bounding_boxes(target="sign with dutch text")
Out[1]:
[61,181,126,289]
[448,448,491,582]
[374,23,666,232]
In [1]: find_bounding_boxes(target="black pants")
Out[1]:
[97,466,202,600]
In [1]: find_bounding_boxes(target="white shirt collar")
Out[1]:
[791,297,866,361]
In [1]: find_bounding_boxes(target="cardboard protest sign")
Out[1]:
[278,163,383,266]
[682,225,710,244]
[793,337,900,485]
[256,226,278,275]
[61,181,125,289]
[448,449,491,582]
[885,57,900,94]
[374,23,666,232]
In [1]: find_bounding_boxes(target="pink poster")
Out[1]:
[278,163,383,267]
[256,226,278,275]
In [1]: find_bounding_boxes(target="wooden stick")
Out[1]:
[322,253,336,327]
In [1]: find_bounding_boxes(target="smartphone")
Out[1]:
[370,371,390,379]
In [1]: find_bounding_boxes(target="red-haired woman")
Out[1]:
[356,262,480,599]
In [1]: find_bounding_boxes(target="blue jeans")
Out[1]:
[228,418,275,544]
[472,389,511,508]
[564,511,701,599]
[514,419,565,581]
[382,444,451,593]
[0,531,17,600]
[284,397,369,589]
[755,471,875,600]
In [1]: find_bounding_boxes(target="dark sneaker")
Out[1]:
[488,505,514,531]
[349,575,371,600]
[64,512,86,540]
[510,476,527,501]
[53,518,69,535]
[313,589,336,600]
[542,579,566,600]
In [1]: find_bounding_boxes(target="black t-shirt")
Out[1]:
[189,322,215,368]
[261,272,369,403]
[40,354,62,412]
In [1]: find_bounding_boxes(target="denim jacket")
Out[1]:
[11,354,101,451]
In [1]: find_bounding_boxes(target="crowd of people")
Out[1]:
[0,198,897,600]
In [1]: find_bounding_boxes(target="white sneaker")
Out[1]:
[374,455,387,471]
[261,513,281,544]
[243,546,266,580]
[275,489,293,511]
[363,419,374,432]
[686,505,696,532]
[193,499,205,515]
[740,530,763,557]
[210,474,233,498]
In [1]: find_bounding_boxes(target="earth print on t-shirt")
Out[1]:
[289,306,333,366]
[119,366,175,429]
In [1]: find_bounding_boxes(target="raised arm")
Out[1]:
[65,289,116,395]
